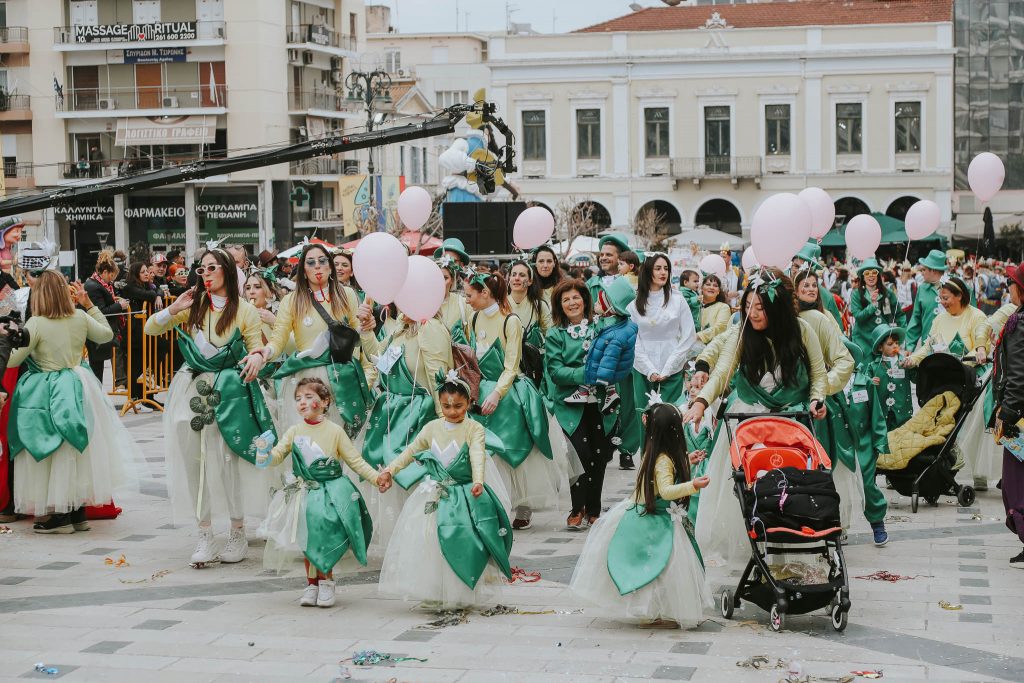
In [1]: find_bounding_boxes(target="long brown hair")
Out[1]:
[293,244,352,324]
[185,248,240,336]
[793,269,824,314]
[32,271,74,319]
[636,253,671,316]
[737,268,808,388]
[467,271,512,316]
[550,279,592,328]
[634,402,691,515]
[508,260,543,323]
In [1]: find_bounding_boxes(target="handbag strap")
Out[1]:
[309,291,351,331]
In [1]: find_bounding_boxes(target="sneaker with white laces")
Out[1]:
[300,584,319,606]
[602,387,620,413]
[220,527,248,563]
[190,527,217,564]
[564,387,591,404]
[317,579,336,607]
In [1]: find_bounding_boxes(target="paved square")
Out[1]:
[1,410,1022,682]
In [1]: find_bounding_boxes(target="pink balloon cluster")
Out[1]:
[741,247,759,271]
[751,193,812,268]
[353,233,409,305]
[904,200,940,241]
[797,187,836,239]
[699,254,727,277]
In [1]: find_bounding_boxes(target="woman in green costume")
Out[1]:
[437,255,469,343]
[332,248,365,302]
[682,268,827,566]
[258,243,371,437]
[258,377,386,608]
[507,260,554,351]
[850,258,900,355]
[463,271,577,530]
[379,375,513,608]
[571,402,711,628]
[145,247,274,566]
[625,254,697,439]
[8,272,135,534]
[531,244,564,305]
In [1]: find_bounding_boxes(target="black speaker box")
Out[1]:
[441,201,527,257]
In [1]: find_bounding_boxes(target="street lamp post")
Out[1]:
[345,69,392,232]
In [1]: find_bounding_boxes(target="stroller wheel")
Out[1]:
[831,602,848,632]
[769,604,785,632]
[958,486,976,507]
[720,589,735,620]
[911,493,919,513]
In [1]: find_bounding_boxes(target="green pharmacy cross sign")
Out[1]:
[291,186,310,204]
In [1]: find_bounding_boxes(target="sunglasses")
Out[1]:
[862,269,878,276]
[305,257,331,267]
[194,264,223,276]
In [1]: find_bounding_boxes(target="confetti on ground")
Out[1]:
[736,654,785,669]
[118,569,172,584]
[971,513,983,521]
[938,600,963,610]
[854,570,929,582]
[104,554,129,568]
[343,650,428,666]
[0,525,11,534]
[504,566,541,583]
[415,609,469,630]
[33,663,58,676]
[479,604,517,617]
[851,671,883,679]
[886,515,910,523]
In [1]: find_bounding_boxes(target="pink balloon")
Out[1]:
[798,187,836,239]
[397,186,433,231]
[741,246,759,271]
[353,232,409,304]
[394,255,446,323]
[904,200,941,240]
[968,152,1005,202]
[751,193,812,268]
[513,206,555,251]
[699,254,726,277]
[845,214,881,260]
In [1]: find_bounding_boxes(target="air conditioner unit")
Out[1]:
[162,96,179,108]
[288,48,301,64]
[397,69,406,77]
[330,70,343,84]
[330,57,343,70]
[302,50,314,65]
[98,98,116,110]
[311,207,327,221]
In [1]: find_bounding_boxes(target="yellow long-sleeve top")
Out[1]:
[8,307,112,370]
[989,302,1018,339]
[910,305,991,365]
[697,301,731,344]
[799,309,854,396]
[696,322,739,370]
[145,298,263,352]
[264,288,360,357]
[509,293,553,337]
[634,454,698,504]
[269,419,380,484]
[360,317,453,416]
[697,317,827,406]
[465,304,523,399]
[439,292,467,333]
[385,418,486,485]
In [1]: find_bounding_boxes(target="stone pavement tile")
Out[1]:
[651,665,697,680]
[17,664,78,680]
[458,672,614,683]
[132,619,181,630]
[164,657,320,677]
[24,652,178,672]
[0,577,31,585]
[80,547,119,556]
[175,599,226,611]
[960,578,990,587]
[670,641,712,655]
[118,535,156,542]
[544,658,660,678]
[40,669,218,683]
[36,562,78,571]
[79,641,131,654]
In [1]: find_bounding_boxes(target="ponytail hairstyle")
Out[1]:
[185,247,240,336]
[635,402,690,515]
[466,271,512,315]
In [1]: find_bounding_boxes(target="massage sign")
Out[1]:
[73,22,198,43]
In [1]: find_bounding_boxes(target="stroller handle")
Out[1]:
[719,405,820,444]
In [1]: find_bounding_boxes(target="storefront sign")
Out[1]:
[196,202,258,222]
[124,47,187,64]
[73,22,198,44]
[55,204,115,223]
[148,228,259,244]
[116,115,216,147]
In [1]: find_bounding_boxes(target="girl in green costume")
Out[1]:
[8,273,135,533]
[570,402,711,628]
[379,375,513,608]
[507,260,554,352]
[145,247,274,566]
[850,258,900,355]
[679,269,703,352]
[258,378,387,608]
[463,271,578,530]
[332,248,365,303]
[437,255,469,343]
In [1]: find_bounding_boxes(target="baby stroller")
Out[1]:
[718,413,850,633]
[877,353,983,513]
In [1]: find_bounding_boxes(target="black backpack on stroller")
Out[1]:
[750,467,841,532]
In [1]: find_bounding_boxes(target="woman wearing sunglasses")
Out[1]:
[850,257,900,355]
[258,243,371,436]
[144,247,275,567]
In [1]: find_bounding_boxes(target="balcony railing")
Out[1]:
[0,27,28,43]
[289,90,362,113]
[54,21,226,45]
[0,94,29,112]
[4,161,34,178]
[287,24,356,51]
[671,156,762,180]
[57,85,228,112]
[58,151,227,179]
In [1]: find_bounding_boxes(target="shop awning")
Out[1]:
[115,115,217,147]
[342,231,442,256]
[819,212,947,249]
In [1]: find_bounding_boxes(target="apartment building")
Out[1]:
[4,0,366,274]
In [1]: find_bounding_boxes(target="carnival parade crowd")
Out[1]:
[2,215,1024,629]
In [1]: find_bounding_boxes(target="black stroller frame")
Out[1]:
[876,353,986,513]
[717,411,851,633]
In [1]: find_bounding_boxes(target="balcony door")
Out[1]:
[135,63,162,109]
[69,0,98,27]
[133,0,160,24]
[70,65,98,111]
[197,0,224,39]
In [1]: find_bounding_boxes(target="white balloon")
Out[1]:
[798,187,836,239]
[699,254,727,277]
[845,214,882,260]
[751,193,812,268]
[904,200,941,241]
[397,186,434,231]
[968,152,1005,202]
[741,246,759,271]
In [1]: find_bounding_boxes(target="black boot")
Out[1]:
[619,452,635,470]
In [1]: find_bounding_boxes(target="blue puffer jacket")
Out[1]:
[584,316,639,386]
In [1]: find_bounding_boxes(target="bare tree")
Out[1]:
[631,205,668,252]
[553,195,601,258]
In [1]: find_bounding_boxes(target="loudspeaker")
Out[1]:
[476,202,508,255]
[442,202,477,253]
[441,202,528,257]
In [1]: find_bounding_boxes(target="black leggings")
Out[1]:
[566,403,612,517]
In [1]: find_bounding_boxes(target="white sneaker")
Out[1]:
[564,387,591,404]
[317,579,336,607]
[299,584,319,606]
[220,527,248,563]
[190,527,217,564]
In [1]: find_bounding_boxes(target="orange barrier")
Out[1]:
[103,299,178,415]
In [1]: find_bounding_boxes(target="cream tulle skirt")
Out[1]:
[494,414,584,513]
[570,498,712,626]
[14,367,136,515]
[957,390,1002,482]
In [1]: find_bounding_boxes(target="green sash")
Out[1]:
[471,335,553,467]
[362,351,435,469]
[394,442,512,589]
[273,349,371,432]
[947,332,967,358]
[451,322,468,346]
[9,359,89,462]
[607,497,702,596]
[730,362,810,412]
[176,328,276,465]
[288,442,373,574]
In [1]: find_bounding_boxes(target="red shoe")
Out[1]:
[586,515,600,528]
[85,503,122,520]
[566,511,585,530]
